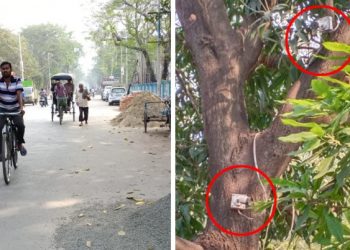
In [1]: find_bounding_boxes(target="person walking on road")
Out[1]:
[0,61,27,156]
[76,83,90,126]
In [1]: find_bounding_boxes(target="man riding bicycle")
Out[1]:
[0,61,27,156]
[54,81,67,116]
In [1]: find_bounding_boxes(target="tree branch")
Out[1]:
[176,69,201,118]
[123,0,149,19]
[258,20,350,178]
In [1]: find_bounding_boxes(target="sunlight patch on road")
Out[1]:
[43,198,81,209]
[0,206,22,218]
[100,142,113,145]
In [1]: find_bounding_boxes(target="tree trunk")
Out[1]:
[177,0,266,249]
[142,48,157,82]
[162,41,170,80]
[176,0,350,249]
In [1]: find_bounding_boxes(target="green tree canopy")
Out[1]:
[21,24,83,88]
[0,27,40,81]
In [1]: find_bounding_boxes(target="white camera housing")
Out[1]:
[231,194,252,210]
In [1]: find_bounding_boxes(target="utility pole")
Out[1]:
[18,33,24,80]
[157,0,161,96]
[120,45,123,86]
[125,44,128,86]
[149,1,167,96]
[48,52,51,91]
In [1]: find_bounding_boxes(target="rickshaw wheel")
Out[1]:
[144,112,147,133]
[51,104,54,122]
[72,102,75,122]
[59,106,63,125]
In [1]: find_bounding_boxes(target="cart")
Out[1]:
[143,99,170,133]
[50,73,76,124]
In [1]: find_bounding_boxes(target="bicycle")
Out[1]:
[0,112,20,185]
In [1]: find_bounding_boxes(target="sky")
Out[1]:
[0,0,109,76]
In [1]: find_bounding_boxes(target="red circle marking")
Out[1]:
[285,5,350,76]
[205,165,277,236]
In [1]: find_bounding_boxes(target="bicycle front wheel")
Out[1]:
[11,129,18,169]
[2,132,10,185]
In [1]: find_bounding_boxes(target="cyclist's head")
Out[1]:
[0,61,12,78]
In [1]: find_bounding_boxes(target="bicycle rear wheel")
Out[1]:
[2,132,10,185]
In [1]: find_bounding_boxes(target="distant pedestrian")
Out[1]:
[76,83,90,126]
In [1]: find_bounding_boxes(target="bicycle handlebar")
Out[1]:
[0,112,21,115]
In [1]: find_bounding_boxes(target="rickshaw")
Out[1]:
[143,97,171,133]
[50,73,76,125]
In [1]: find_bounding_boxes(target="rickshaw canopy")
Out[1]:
[50,73,73,81]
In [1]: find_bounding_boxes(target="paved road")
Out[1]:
[0,97,170,249]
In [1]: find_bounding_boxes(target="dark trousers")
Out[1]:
[79,107,89,122]
[67,95,73,110]
[0,115,25,151]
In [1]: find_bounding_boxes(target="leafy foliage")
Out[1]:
[176,25,209,239]
[266,42,350,249]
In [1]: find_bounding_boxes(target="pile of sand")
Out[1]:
[112,92,164,127]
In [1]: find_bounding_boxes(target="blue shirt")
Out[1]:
[0,76,23,111]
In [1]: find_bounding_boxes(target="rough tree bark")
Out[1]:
[176,0,350,249]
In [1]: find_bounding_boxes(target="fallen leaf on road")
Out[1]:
[127,191,133,194]
[134,198,144,202]
[124,138,128,141]
[118,231,126,236]
[85,168,90,171]
[86,223,92,226]
[136,201,145,206]
[126,196,144,202]
[82,149,86,151]
[148,152,156,155]
[130,141,134,143]
[114,204,126,210]
[59,168,64,171]
[75,171,80,174]
[86,241,92,247]
[78,213,84,218]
